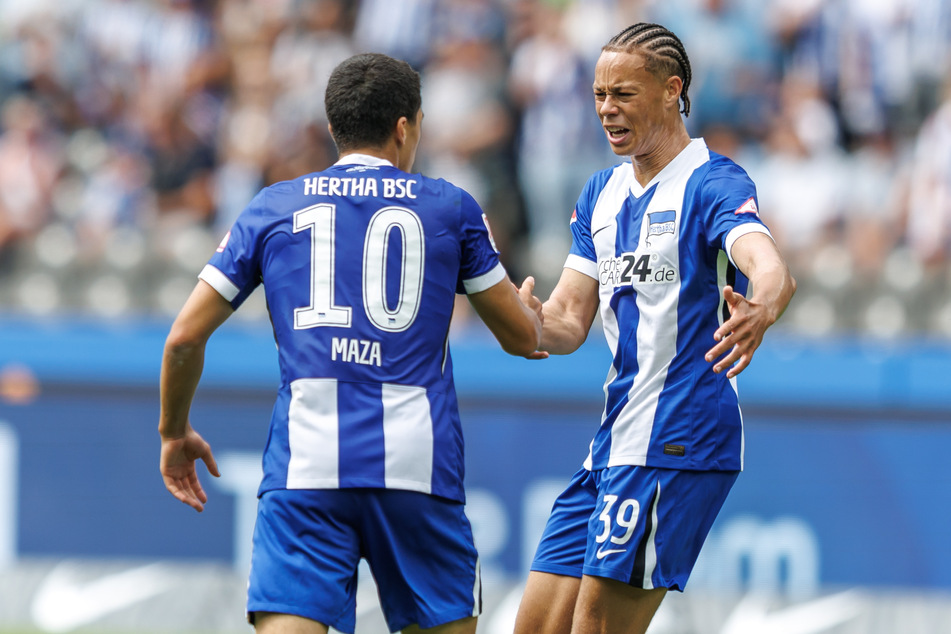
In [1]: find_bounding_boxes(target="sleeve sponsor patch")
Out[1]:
[734,197,759,216]
[215,230,231,253]
[481,213,498,252]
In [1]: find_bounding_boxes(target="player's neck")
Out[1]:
[339,145,399,169]
[631,126,691,187]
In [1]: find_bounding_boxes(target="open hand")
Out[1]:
[160,426,220,512]
[704,285,771,378]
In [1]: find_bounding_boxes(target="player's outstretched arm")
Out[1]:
[705,232,796,378]
[468,275,544,358]
[159,280,233,511]
[535,268,600,356]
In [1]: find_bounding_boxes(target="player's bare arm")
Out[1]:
[705,232,796,378]
[536,268,600,356]
[516,269,599,359]
[159,280,233,511]
[468,275,544,358]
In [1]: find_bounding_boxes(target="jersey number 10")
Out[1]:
[293,203,424,333]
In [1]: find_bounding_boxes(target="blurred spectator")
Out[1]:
[418,24,522,266]
[0,96,63,255]
[560,0,655,66]
[75,141,153,255]
[262,0,351,186]
[767,0,836,96]
[743,73,849,274]
[139,94,216,223]
[903,83,951,269]
[268,0,355,150]
[508,0,610,291]
[842,131,903,278]
[353,0,436,69]
[78,0,153,128]
[653,0,776,138]
[906,0,951,128]
[139,0,217,98]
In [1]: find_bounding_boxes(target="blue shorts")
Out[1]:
[531,465,738,591]
[247,488,481,633]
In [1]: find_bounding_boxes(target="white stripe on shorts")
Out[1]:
[640,480,662,589]
[472,557,482,617]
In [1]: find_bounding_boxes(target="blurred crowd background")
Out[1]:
[0,0,949,339]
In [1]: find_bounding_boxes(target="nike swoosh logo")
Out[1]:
[592,225,613,239]
[31,562,176,632]
[721,590,863,634]
[595,548,627,560]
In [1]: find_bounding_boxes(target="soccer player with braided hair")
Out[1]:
[514,23,796,634]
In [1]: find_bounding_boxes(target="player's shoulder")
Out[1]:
[415,170,465,194]
[702,148,755,184]
[582,161,630,197]
[247,176,301,213]
[412,171,477,211]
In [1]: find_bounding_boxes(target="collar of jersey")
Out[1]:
[334,153,395,168]
[628,138,707,198]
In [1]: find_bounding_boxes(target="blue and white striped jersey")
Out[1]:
[567,139,771,472]
[200,154,505,503]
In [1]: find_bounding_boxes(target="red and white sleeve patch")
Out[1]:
[481,213,499,252]
[734,197,759,215]
[216,230,231,253]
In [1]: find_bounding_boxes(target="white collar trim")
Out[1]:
[334,153,394,168]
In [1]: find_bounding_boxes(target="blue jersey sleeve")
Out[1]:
[699,156,771,257]
[568,170,609,263]
[204,189,269,309]
[457,189,505,294]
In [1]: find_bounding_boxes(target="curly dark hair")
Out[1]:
[324,53,422,152]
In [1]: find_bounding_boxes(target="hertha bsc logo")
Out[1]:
[646,210,676,247]
[647,210,676,236]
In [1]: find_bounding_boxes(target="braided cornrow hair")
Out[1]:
[604,23,692,117]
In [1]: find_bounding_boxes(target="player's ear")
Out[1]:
[395,116,409,146]
[665,75,683,109]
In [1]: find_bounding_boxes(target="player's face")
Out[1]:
[397,108,423,171]
[593,50,676,158]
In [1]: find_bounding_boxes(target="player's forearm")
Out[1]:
[732,233,796,326]
[747,259,796,326]
[537,270,599,354]
[539,301,590,354]
[158,337,206,439]
[469,276,544,357]
[158,282,233,439]
[496,304,543,357]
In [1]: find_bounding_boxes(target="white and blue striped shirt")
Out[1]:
[568,139,771,472]
[200,155,505,502]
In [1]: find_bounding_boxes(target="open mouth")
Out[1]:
[605,126,629,142]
